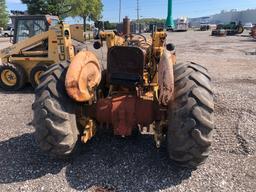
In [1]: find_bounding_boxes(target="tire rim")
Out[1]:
[34,70,43,85]
[1,69,17,86]
[238,27,243,33]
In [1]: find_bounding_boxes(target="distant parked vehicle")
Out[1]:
[213,22,244,36]
[176,17,189,32]
[200,24,217,31]
[244,23,253,30]
[0,26,14,37]
[200,24,210,31]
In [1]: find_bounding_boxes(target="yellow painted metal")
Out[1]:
[21,50,48,56]
[99,31,125,48]
[1,69,17,86]
[144,31,168,99]
[152,31,167,56]
[69,24,93,42]
[70,24,85,42]
[34,70,43,85]
[0,22,76,86]
[81,118,96,143]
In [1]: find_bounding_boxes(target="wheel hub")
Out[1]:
[1,69,17,86]
[34,70,43,85]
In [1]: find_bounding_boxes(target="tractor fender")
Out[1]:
[252,26,256,39]
[65,50,101,102]
[158,49,175,106]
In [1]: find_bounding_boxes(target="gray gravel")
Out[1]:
[0,31,256,192]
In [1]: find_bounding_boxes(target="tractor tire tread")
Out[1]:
[32,63,79,158]
[168,62,214,168]
[0,63,26,91]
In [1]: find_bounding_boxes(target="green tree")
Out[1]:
[104,21,117,30]
[47,0,72,18]
[139,18,166,25]
[0,0,9,28]
[21,0,71,18]
[68,0,103,31]
[21,0,48,14]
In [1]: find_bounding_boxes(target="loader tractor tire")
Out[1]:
[236,26,244,34]
[216,24,223,30]
[0,63,26,91]
[167,62,214,168]
[32,62,80,158]
[30,64,48,88]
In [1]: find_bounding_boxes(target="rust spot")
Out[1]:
[158,50,175,106]
[252,26,256,39]
[65,50,101,102]
[90,95,156,136]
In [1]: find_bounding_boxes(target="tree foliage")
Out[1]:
[21,0,71,18]
[69,0,103,20]
[0,0,9,28]
[104,21,117,30]
[139,18,166,25]
[21,0,103,31]
[68,0,103,31]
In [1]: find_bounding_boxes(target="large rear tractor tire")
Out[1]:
[236,26,244,34]
[167,62,214,168]
[32,62,81,158]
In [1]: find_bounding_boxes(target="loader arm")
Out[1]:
[0,31,50,59]
[0,23,75,65]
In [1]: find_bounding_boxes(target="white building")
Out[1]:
[189,9,256,27]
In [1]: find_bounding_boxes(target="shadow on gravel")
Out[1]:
[0,133,68,183]
[0,133,192,191]
[0,84,34,94]
[65,134,193,192]
[240,39,256,42]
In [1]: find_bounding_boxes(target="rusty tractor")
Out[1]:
[32,23,214,168]
[251,26,256,39]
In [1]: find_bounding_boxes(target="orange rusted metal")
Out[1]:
[158,49,175,106]
[251,26,256,39]
[123,16,131,35]
[90,95,156,136]
[65,50,101,102]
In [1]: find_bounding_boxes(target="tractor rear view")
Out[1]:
[32,26,214,168]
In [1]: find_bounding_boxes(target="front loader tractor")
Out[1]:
[0,15,86,91]
[212,21,244,36]
[32,28,214,168]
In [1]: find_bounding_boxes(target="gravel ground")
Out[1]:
[0,31,256,192]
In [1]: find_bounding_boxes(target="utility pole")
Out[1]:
[136,0,140,33]
[119,0,122,23]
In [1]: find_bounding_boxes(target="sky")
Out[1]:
[6,0,256,23]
